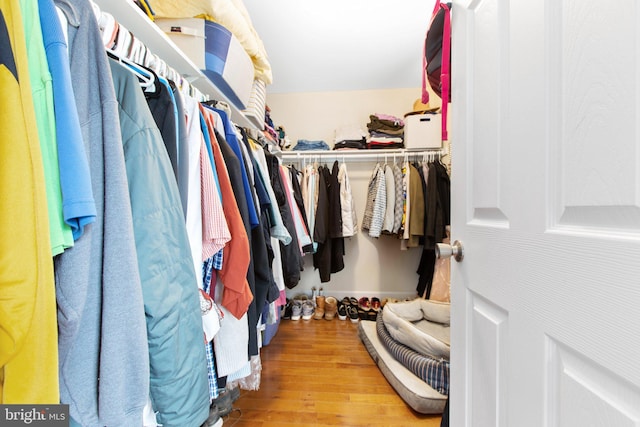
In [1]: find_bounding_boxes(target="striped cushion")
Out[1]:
[377,315,450,396]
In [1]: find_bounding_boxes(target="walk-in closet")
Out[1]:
[2,0,451,425]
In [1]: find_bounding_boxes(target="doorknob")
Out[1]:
[435,240,464,262]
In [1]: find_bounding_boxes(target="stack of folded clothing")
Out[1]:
[366,113,405,149]
[333,124,367,150]
[292,139,330,151]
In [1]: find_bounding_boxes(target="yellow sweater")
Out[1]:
[0,0,59,403]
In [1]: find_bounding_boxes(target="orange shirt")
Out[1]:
[199,105,253,318]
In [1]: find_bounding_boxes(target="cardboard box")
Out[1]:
[156,17,254,110]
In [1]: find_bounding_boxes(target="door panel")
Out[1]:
[469,293,508,427]
[549,0,640,233]
[451,0,640,426]
[547,340,640,427]
[469,0,509,226]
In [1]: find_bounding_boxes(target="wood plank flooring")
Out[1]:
[225,316,442,427]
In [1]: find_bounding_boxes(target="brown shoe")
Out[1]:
[324,296,338,320]
[313,296,326,320]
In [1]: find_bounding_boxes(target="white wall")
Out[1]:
[268,87,447,301]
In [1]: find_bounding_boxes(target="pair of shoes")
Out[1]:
[359,297,371,310]
[313,295,325,320]
[359,296,382,311]
[324,296,338,320]
[291,300,303,320]
[347,305,359,323]
[301,300,314,320]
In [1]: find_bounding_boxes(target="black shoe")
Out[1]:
[282,299,293,320]
[337,304,347,320]
[347,306,359,323]
[212,389,232,417]
[201,405,222,427]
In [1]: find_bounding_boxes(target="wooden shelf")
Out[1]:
[94,0,257,130]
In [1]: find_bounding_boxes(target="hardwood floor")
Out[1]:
[225,316,443,427]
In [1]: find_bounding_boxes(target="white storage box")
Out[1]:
[403,113,442,149]
[156,17,254,110]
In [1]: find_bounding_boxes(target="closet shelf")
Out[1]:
[279,147,448,163]
[94,0,257,131]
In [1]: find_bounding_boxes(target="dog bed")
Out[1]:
[381,299,450,359]
[358,319,447,414]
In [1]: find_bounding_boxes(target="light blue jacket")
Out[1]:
[109,58,209,427]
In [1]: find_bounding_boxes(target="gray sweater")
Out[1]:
[53,0,149,425]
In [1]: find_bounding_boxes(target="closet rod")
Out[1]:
[279,147,448,163]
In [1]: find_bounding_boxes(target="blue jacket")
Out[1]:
[109,58,209,427]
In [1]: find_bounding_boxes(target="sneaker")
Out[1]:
[291,300,303,320]
[301,300,315,320]
[347,306,359,323]
[337,304,347,321]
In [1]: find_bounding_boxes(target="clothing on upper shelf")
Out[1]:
[366,113,405,149]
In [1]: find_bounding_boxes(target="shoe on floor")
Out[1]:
[282,299,293,320]
[302,300,315,320]
[324,296,338,320]
[347,306,359,323]
[291,300,303,320]
[211,389,232,417]
[337,304,347,320]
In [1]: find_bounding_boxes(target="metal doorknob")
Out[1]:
[435,240,465,262]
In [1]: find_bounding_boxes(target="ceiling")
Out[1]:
[243,0,436,94]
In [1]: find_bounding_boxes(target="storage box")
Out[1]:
[156,18,254,110]
[403,113,442,149]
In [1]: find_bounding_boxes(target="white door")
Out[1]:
[450,1,640,426]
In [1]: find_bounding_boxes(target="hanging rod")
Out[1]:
[278,147,448,163]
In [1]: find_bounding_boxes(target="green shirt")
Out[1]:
[20,0,73,255]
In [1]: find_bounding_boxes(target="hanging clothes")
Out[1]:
[52,0,150,424]
[313,162,345,282]
[39,0,95,241]
[110,59,209,427]
[23,0,74,256]
[338,162,358,237]
[381,163,395,234]
[0,0,59,404]
[266,149,302,288]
